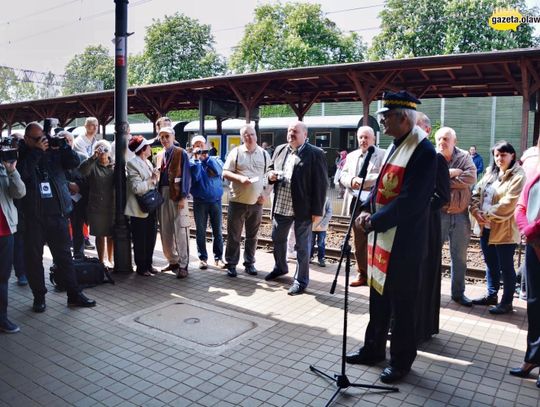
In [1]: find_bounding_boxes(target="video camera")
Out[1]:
[43,118,67,149]
[0,136,18,163]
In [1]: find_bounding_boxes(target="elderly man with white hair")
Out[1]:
[339,126,384,287]
[435,127,476,307]
[265,121,328,295]
[73,117,101,158]
[223,124,271,277]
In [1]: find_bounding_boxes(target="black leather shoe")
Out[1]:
[244,265,258,276]
[67,292,96,308]
[536,375,540,388]
[472,294,498,306]
[265,269,288,281]
[509,363,539,378]
[489,303,513,315]
[32,297,46,313]
[452,295,473,307]
[161,263,179,272]
[346,349,385,365]
[227,267,237,277]
[380,366,410,383]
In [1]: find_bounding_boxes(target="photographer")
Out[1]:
[0,152,26,333]
[189,135,224,269]
[17,122,96,312]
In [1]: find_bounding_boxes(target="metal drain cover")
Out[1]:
[118,298,275,355]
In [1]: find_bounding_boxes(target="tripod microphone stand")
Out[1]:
[309,148,399,406]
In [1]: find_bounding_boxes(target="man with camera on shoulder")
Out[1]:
[17,121,96,313]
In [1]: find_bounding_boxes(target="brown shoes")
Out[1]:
[350,276,367,287]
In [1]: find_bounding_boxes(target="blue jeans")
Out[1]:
[0,235,14,323]
[441,212,470,298]
[272,214,312,289]
[193,201,223,261]
[480,228,517,305]
[311,231,326,261]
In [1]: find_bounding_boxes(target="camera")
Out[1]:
[0,136,18,162]
[42,118,66,149]
[195,149,209,155]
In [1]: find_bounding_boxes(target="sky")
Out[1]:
[0,0,539,76]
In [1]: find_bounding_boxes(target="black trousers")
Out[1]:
[70,200,86,258]
[130,212,157,272]
[364,286,418,370]
[24,215,79,298]
[525,244,540,364]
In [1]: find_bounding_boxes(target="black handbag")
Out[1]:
[136,188,164,213]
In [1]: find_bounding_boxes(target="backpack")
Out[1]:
[49,257,115,291]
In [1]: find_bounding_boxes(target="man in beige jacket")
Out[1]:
[339,126,384,286]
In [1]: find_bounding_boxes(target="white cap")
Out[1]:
[191,135,206,146]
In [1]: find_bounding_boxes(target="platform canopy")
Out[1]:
[1,47,539,149]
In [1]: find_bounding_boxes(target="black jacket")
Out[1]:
[269,142,328,221]
[17,140,81,218]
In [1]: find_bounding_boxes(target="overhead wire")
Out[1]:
[1,0,154,47]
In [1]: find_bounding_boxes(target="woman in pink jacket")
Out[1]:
[510,142,540,388]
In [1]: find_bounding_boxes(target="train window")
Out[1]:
[315,131,331,148]
[347,130,357,150]
[260,132,274,146]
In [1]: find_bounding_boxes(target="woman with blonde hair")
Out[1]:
[510,137,540,387]
[79,139,115,268]
[470,141,526,314]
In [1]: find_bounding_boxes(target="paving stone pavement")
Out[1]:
[1,236,539,407]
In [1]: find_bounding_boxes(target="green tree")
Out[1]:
[139,13,226,84]
[0,66,37,103]
[63,45,115,95]
[369,0,538,60]
[229,2,367,73]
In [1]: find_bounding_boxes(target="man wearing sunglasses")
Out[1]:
[17,122,96,313]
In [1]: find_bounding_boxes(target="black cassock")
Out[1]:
[415,153,450,344]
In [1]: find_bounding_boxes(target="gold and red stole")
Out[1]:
[367,128,425,295]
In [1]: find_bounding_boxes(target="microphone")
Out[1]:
[358,145,375,179]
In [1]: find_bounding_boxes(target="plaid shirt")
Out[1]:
[273,142,306,217]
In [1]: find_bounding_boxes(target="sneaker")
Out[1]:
[214,259,226,268]
[67,292,96,308]
[17,275,28,286]
[84,238,95,250]
[318,259,326,267]
[0,319,20,334]
[199,260,208,270]
[227,267,237,277]
[288,282,305,296]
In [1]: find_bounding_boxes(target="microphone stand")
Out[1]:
[309,151,398,406]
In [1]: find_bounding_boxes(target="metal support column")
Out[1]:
[112,0,133,273]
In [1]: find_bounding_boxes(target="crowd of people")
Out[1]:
[0,92,539,388]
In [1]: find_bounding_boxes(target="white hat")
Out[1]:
[158,126,175,136]
[191,135,206,146]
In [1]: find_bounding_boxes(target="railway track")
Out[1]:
[189,228,489,281]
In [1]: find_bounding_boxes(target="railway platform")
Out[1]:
[0,237,538,407]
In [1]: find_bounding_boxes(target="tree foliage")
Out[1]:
[229,2,367,73]
[369,0,539,60]
[63,45,115,95]
[0,66,37,103]
[137,13,226,84]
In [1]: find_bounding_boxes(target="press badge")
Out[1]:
[40,182,53,198]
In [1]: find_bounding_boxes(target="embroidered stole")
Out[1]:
[367,130,425,295]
